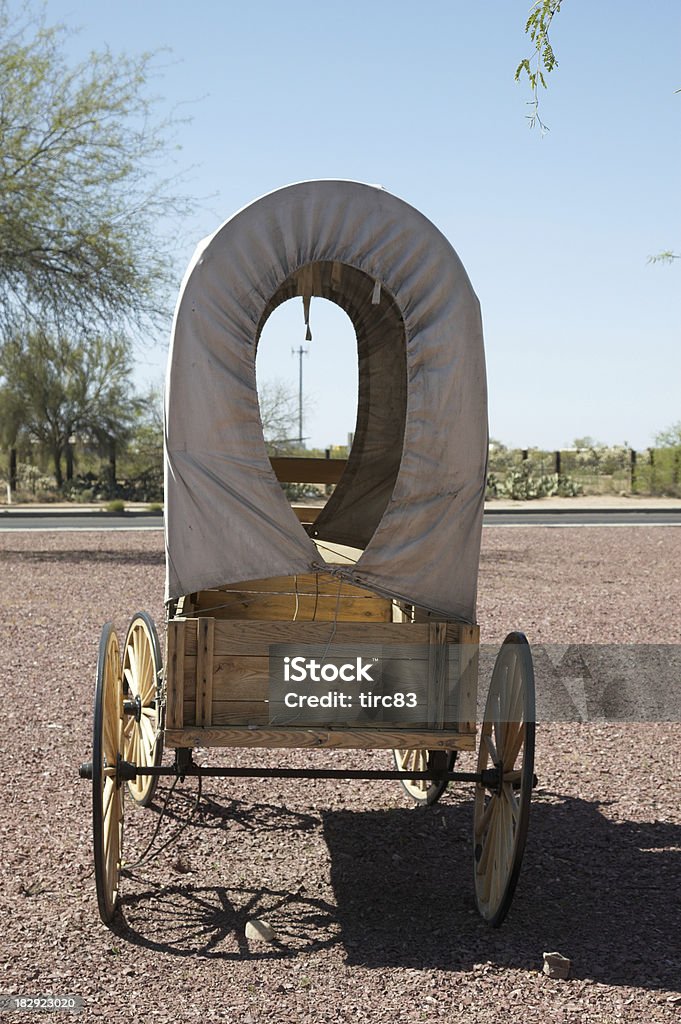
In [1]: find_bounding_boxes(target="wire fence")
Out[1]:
[487,446,681,499]
[2,444,681,502]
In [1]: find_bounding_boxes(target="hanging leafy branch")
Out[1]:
[647,251,680,265]
[515,0,563,131]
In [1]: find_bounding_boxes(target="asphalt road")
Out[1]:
[1,509,681,531]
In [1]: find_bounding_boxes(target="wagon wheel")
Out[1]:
[393,748,457,805]
[122,613,163,807]
[473,632,535,927]
[92,622,125,924]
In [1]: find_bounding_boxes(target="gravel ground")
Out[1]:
[0,527,679,1023]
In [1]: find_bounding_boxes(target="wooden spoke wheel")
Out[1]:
[473,631,535,927]
[393,748,457,805]
[122,613,163,807]
[92,622,124,924]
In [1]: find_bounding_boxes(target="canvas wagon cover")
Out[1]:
[165,180,487,622]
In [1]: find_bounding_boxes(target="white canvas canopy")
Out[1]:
[164,180,488,622]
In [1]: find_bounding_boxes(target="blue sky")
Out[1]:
[29,1,681,449]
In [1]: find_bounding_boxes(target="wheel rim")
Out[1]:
[473,632,535,926]
[393,748,456,805]
[122,613,163,806]
[93,623,124,924]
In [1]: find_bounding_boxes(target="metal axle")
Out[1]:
[79,760,499,787]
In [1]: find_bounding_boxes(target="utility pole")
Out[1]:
[292,345,308,446]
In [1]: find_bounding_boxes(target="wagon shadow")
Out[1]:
[144,784,320,835]
[321,794,681,990]
[113,882,340,959]
[115,792,331,958]
[113,790,680,988]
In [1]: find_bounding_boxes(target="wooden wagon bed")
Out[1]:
[164,562,479,750]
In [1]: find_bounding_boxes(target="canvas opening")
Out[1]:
[256,261,407,550]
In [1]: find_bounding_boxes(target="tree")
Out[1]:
[257,379,302,452]
[118,386,164,500]
[571,436,602,450]
[655,422,681,448]
[0,1,189,338]
[0,329,141,488]
[0,383,26,492]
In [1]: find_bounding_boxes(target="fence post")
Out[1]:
[9,447,17,495]
[630,449,637,493]
[65,442,74,483]
[107,438,117,497]
[554,450,561,475]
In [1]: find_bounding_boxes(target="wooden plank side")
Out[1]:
[182,699,463,729]
[182,650,438,703]
[212,575,373,597]
[195,617,215,728]
[210,620,431,656]
[184,699,266,726]
[201,656,270,701]
[458,624,480,732]
[291,504,323,523]
[192,592,392,623]
[165,619,186,730]
[164,726,476,750]
[270,456,346,484]
[426,622,448,728]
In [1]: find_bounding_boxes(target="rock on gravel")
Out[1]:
[0,527,679,1024]
[245,918,278,943]
[543,951,571,979]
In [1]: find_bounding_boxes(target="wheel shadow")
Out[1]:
[116,790,332,958]
[112,882,340,959]
[320,793,681,989]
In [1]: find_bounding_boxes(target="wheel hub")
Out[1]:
[123,694,142,723]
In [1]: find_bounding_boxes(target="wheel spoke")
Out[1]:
[484,731,499,767]
[140,713,157,753]
[508,657,524,724]
[477,797,499,878]
[101,778,115,823]
[105,806,120,886]
[137,724,149,767]
[140,640,155,703]
[502,782,520,822]
[474,792,495,839]
[504,722,525,771]
[102,708,117,762]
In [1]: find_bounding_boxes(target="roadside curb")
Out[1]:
[0,509,163,518]
[484,505,681,516]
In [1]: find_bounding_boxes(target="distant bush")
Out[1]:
[487,461,583,501]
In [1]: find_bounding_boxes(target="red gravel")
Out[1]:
[0,526,679,1023]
